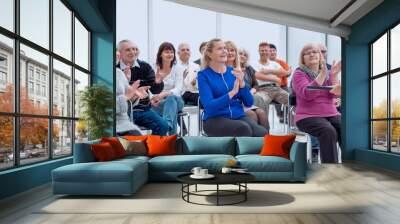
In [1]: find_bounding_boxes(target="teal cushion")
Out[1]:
[73,140,101,163]
[236,155,293,172]
[177,137,236,155]
[53,159,146,183]
[236,137,264,155]
[149,154,235,172]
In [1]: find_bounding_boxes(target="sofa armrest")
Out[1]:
[73,140,100,163]
[289,141,307,181]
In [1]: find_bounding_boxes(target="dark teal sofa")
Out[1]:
[52,137,307,196]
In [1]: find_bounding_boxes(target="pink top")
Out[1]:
[292,68,340,123]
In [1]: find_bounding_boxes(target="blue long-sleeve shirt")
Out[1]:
[197,66,254,121]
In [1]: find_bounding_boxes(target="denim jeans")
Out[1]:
[153,95,184,135]
[131,109,169,136]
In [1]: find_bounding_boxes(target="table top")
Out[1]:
[177,172,255,185]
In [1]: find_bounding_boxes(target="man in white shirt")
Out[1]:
[177,43,200,105]
[253,42,289,121]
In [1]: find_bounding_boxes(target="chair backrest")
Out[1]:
[197,97,207,136]
[288,79,296,107]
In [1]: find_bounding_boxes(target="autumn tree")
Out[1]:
[0,84,60,152]
[372,99,400,143]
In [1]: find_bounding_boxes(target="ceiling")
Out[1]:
[166,0,384,37]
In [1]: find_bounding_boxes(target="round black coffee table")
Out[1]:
[177,173,255,206]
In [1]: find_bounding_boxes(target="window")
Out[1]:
[0,116,13,170]
[35,70,41,81]
[42,85,46,97]
[288,27,325,69]
[0,54,8,90]
[0,34,14,113]
[74,69,89,119]
[0,55,7,67]
[152,0,217,64]
[35,84,40,95]
[28,81,34,94]
[0,71,6,85]
[53,59,72,117]
[391,24,400,70]
[75,18,89,70]
[28,67,34,80]
[41,73,46,83]
[53,0,72,60]
[370,23,400,153]
[0,1,91,170]
[221,14,286,65]
[117,0,148,61]
[20,0,49,49]
[0,0,14,31]
[117,0,342,67]
[53,119,72,158]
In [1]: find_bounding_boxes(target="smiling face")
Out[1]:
[161,48,175,63]
[207,40,227,64]
[302,45,321,67]
[119,41,139,65]
[259,45,270,60]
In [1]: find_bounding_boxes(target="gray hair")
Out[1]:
[117,39,133,52]
[178,43,190,51]
[238,47,250,67]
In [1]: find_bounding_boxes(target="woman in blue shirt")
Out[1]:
[197,38,268,137]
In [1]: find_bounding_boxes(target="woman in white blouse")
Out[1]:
[151,42,184,135]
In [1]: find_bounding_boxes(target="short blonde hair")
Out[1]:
[298,43,323,68]
[224,41,240,68]
[201,38,223,69]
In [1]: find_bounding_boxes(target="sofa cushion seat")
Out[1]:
[53,159,147,183]
[115,155,150,163]
[236,155,293,172]
[149,154,235,172]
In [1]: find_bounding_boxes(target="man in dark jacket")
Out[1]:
[117,40,168,135]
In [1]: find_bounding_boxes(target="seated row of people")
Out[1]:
[115,38,342,163]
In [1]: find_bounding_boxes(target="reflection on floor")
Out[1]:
[1,163,400,224]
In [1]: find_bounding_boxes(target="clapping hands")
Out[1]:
[232,68,245,88]
[228,78,241,99]
[125,80,150,100]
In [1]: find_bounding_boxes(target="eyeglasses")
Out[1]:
[303,50,319,56]
[321,50,327,53]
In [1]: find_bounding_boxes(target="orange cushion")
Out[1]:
[91,142,117,162]
[101,137,126,158]
[124,135,149,141]
[146,135,177,157]
[259,134,296,159]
